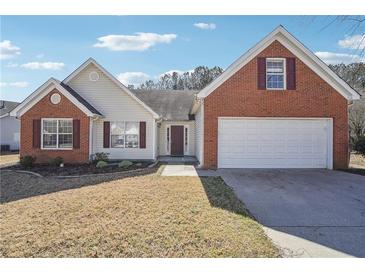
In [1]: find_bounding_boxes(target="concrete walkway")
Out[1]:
[161,164,199,176]
[161,163,219,177]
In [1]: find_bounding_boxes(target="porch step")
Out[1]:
[158,156,198,165]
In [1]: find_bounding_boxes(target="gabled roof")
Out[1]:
[10,78,102,117]
[0,100,20,118]
[197,25,361,101]
[132,89,198,121]
[59,83,102,115]
[63,58,160,119]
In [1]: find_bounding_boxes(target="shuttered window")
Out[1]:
[266,58,286,90]
[41,119,73,149]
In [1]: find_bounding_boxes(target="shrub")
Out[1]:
[92,152,109,163]
[96,160,108,168]
[354,136,365,156]
[49,156,64,166]
[118,160,133,168]
[20,155,36,169]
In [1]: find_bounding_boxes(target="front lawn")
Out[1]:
[0,170,279,257]
[0,153,19,166]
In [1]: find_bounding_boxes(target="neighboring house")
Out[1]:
[0,100,20,151]
[10,26,360,169]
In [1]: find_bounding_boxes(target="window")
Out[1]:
[166,127,170,152]
[184,127,188,153]
[42,119,73,149]
[111,121,139,148]
[266,58,285,90]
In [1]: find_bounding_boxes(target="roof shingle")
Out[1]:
[132,89,198,121]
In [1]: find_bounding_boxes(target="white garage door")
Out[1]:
[218,118,332,169]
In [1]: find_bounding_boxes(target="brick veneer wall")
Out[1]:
[203,40,349,169]
[20,89,90,163]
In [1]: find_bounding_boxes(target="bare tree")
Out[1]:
[349,104,365,147]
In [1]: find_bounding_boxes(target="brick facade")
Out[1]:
[203,41,349,169]
[20,89,90,163]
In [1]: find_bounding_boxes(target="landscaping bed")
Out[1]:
[2,161,153,177]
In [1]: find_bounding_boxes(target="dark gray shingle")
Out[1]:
[0,100,20,116]
[132,89,198,121]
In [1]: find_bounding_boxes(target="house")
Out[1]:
[10,26,360,169]
[0,100,20,151]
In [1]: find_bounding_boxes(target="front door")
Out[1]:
[170,126,184,156]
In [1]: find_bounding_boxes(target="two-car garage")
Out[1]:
[218,118,333,169]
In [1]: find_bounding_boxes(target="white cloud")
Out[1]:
[338,35,365,50]
[20,62,65,70]
[9,81,29,88]
[94,32,177,51]
[194,23,216,30]
[315,51,365,65]
[0,81,29,88]
[0,40,21,60]
[117,72,150,86]
[6,62,18,68]
[36,53,45,58]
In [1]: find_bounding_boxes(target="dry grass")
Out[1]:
[0,172,279,258]
[350,153,365,168]
[0,154,19,165]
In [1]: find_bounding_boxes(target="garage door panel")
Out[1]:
[218,118,331,169]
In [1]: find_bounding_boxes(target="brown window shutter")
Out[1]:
[103,121,110,148]
[139,121,146,149]
[73,119,80,149]
[257,57,266,90]
[286,58,296,90]
[33,119,41,149]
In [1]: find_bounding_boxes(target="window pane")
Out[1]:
[111,122,125,135]
[125,134,138,148]
[267,60,284,73]
[267,74,284,89]
[185,128,188,146]
[59,120,73,133]
[43,134,57,148]
[126,122,138,134]
[43,120,57,133]
[111,135,124,148]
[59,134,73,148]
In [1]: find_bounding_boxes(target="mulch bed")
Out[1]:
[2,161,152,177]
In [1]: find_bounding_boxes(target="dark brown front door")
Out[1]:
[171,126,184,156]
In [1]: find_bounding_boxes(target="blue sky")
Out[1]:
[1,16,364,102]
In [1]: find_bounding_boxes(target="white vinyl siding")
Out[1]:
[0,116,20,150]
[218,118,333,169]
[158,121,195,156]
[68,63,155,160]
[195,104,204,164]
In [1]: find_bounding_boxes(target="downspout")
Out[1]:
[89,115,100,161]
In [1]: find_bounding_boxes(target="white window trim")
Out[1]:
[110,121,140,149]
[41,118,73,150]
[266,57,286,90]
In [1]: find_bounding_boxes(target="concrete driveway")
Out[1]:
[218,169,365,257]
